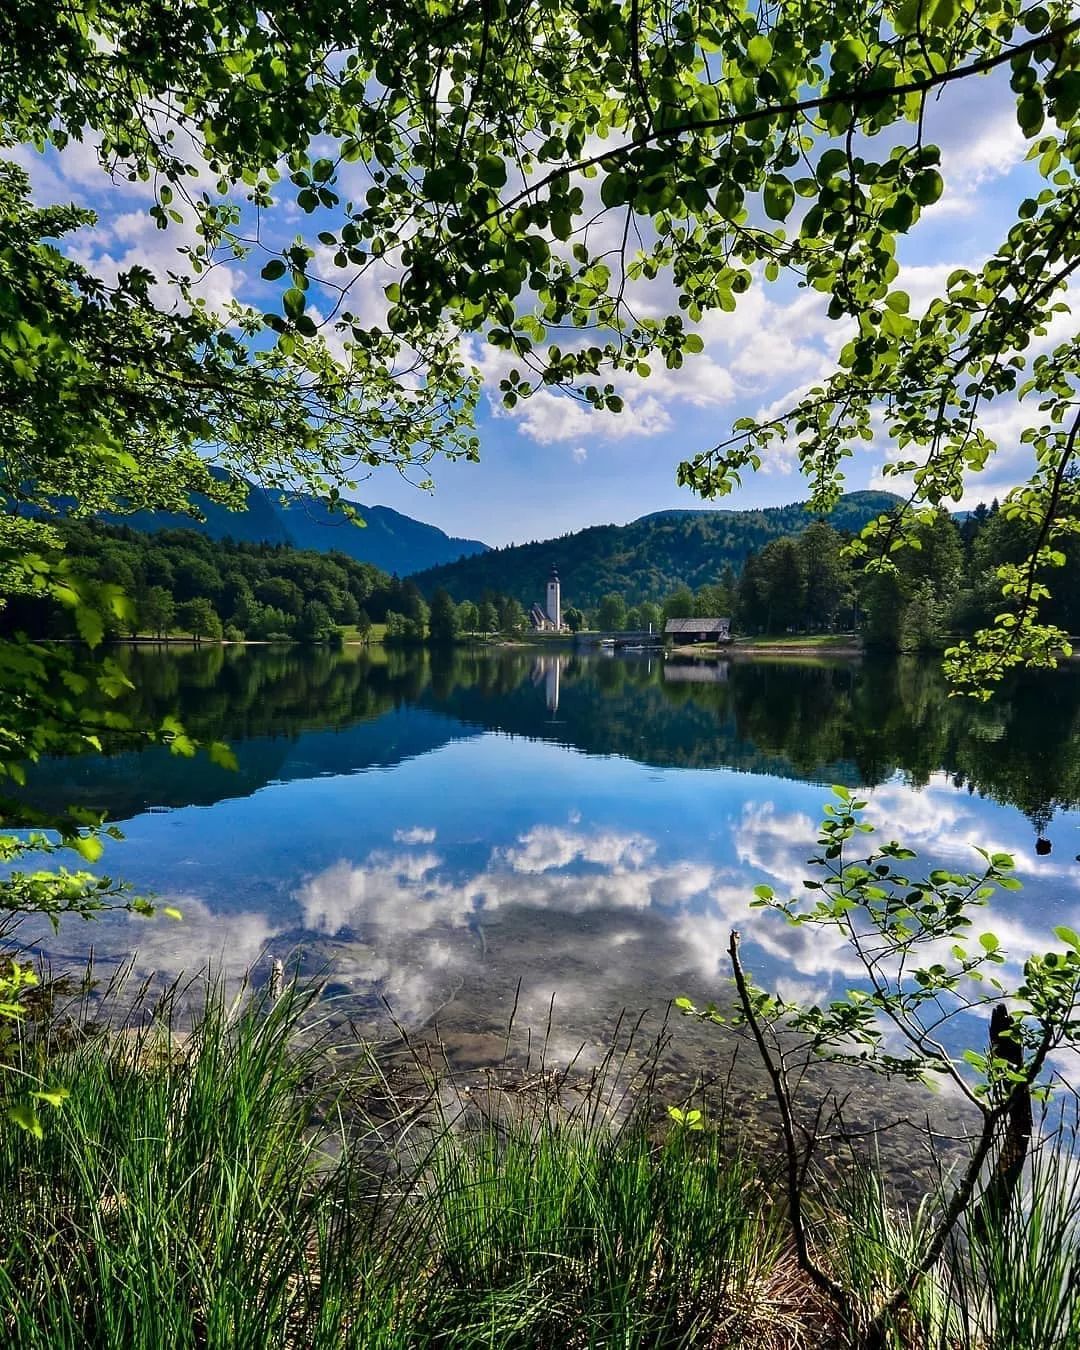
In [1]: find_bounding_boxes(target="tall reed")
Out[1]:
[1,975,1076,1348]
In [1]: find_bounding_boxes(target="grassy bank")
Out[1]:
[731,634,862,652]
[2,982,1078,1348]
[339,621,387,643]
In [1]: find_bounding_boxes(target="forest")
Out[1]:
[733,500,1080,645]
[0,521,419,644]
[24,498,1078,653]
[413,490,901,608]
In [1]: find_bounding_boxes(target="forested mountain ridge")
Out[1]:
[0,521,437,644]
[96,469,490,575]
[412,491,903,608]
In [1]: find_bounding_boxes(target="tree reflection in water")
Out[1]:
[13,645,1080,847]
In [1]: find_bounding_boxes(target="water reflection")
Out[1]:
[24,774,1079,1065]
[15,646,1080,846]
[9,646,1080,1068]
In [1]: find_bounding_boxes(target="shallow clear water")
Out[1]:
[13,645,1080,1075]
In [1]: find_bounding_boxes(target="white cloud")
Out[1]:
[571,445,588,464]
[514,387,672,445]
[697,286,843,386]
[934,107,1028,218]
[63,197,242,316]
[394,826,437,844]
[500,825,656,873]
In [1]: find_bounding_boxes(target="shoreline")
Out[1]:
[730,641,863,657]
[669,640,863,658]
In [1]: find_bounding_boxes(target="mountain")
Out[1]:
[271,494,489,574]
[105,471,490,575]
[412,491,903,608]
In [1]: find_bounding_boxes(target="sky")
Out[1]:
[14,60,1063,548]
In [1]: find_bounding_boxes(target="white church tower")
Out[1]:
[545,565,561,630]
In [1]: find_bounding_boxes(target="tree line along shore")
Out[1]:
[9,499,1079,656]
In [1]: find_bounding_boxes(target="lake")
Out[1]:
[12,644,1080,1089]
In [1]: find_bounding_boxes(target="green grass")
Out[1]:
[731,634,860,648]
[1,981,1077,1348]
[338,621,386,642]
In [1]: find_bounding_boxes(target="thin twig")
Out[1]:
[728,928,846,1303]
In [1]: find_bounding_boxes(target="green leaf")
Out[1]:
[260,259,286,281]
[477,155,507,189]
[763,175,795,222]
[208,741,238,771]
[75,605,104,648]
[282,288,306,321]
[912,170,943,206]
[30,1086,70,1108]
[423,167,457,201]
[600,171,630,208]
[8,1104,43,1139]
[1054,926,1080,951]
[927,0,960,28]
[746,35,772,70]
[1017,94,1045,137]
[71,833,104,863]
[832,37,867,73]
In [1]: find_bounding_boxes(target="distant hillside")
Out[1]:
[413,491,902,608]
[106,470,490,575]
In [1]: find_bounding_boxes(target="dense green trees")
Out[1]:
[663,587,695,621]
[415,494,898,609]
[957,502,1080,637]
[596,594,628,631]
[860,512,965,650]
[30,503,1080,654]
[2,523,397,646]
[800,523,852,632]
[428,589,461,645]
[138,587,175,640]
[625,601,663,632]
[736,521,854,635]
[296,601,336,644]
[497,598,527,635]
[730,503,1080,651]
[176,598,222,645]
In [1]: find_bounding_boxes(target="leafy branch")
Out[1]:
[679,787,1080,1335]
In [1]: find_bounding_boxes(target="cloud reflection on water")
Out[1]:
[281,784,1080,1040]
[38,773,1080,1072]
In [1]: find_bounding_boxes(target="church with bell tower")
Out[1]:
[529,565,564,632]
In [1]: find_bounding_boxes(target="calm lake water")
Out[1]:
[13,644,1080,1080]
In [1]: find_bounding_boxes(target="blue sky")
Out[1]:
[15,63,1058,547]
